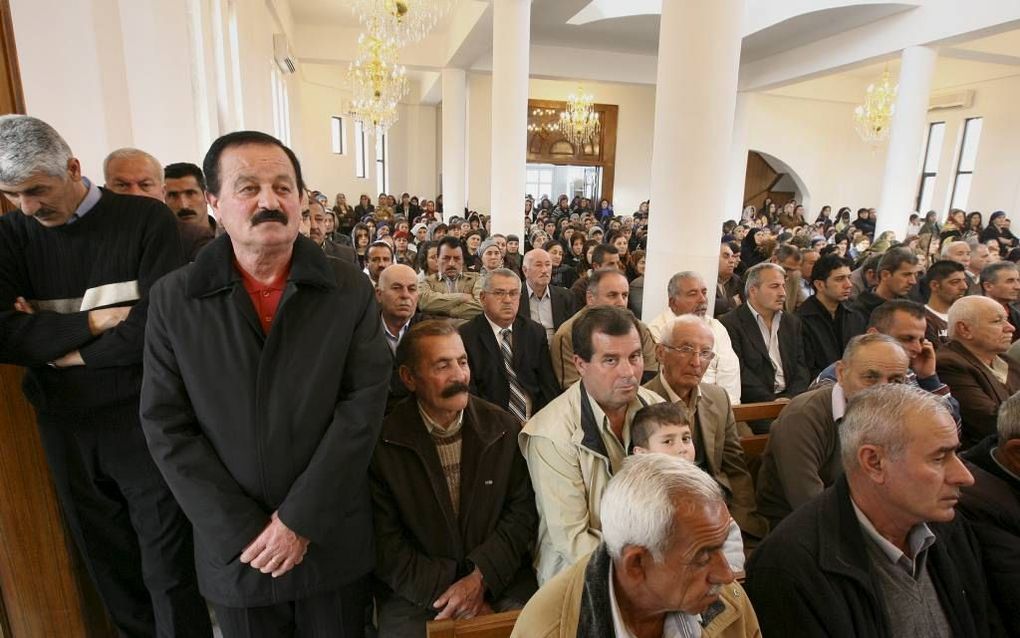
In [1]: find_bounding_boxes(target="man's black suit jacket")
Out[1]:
[719,302,809,403]
[459,313,560,416]
[516,284,576,333]
[323,238,357,264]
[385,313,425,413]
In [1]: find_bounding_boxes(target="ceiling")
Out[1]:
[290,0,460,33]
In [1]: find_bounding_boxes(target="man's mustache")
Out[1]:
[176,208,197,219]
[252,209,288,226]
[441,382,470,398]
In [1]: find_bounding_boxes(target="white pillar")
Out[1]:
[722,92,752,225]
[643,0,744,321]
[488,0,530,239]
[442,68,467,220]
[875,46,937,241]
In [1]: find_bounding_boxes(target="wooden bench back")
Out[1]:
[733,400,789,486]
[426,610,521,638]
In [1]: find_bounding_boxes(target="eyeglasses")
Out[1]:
[661,343,716,362]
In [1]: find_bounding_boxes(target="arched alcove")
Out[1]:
[743,150,812,211]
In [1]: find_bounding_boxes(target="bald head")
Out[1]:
[376,264,419,326]
[948,295,1015,357]
[522,248,552,292]
[104,148,163,201]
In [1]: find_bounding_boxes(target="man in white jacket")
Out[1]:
[646,271,742,404]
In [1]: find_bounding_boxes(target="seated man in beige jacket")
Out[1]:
[645,315,768,539]
[520,306,663,584]
[417,236,483,320]
[550,269,658,389]
[512,454,760,638]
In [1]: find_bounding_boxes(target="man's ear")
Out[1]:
[857,444,887,483]
[572,354,588,380]
[398,365,416,393]
[618,545,651,584]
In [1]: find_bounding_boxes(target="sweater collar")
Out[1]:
[186,233,336,298]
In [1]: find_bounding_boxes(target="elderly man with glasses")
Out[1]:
[645,315,768,540]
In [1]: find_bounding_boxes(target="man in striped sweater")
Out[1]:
[0,115,210,636]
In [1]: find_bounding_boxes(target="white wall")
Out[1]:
[295,63,439,204]
[11,0,301,182]
[467,73,656,215]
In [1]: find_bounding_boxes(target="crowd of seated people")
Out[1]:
[3,113,1018,638]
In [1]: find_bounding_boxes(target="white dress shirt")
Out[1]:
[646,308,742,404]
[747,303,786,394]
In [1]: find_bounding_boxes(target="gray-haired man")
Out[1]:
[0,115,210,635]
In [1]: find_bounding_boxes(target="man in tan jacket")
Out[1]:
[418,235,483,320]
[645,315,768,539]
[512,454,760,637]
[520,306,663,584]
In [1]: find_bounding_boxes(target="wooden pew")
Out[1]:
[733,400,789,486]
[427,610,521,638]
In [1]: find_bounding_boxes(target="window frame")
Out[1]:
[915,121,944,213]
[354,121,367,179]
[949,117,983,211]
[330,116,346,155]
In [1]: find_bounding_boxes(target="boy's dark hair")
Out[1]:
[630,402,690,450]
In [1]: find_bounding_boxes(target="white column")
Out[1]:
[441,68,467,220]
[488,0,530,239]
[643,0,744,321]
[722,92,752,225]
[875,46,937,240]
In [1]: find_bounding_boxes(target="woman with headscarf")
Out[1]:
[740,227,770,270]
[980,210,1018,250]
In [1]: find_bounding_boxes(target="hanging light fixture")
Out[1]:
[346,29,409,136]
[350,0,456,47]
[853,68,898,146]
[559,86,600,149]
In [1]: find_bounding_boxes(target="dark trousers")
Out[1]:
[212,577,371,638]
[36,403,212,638]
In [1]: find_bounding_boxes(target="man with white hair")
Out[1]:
[647,271,741,404]
[938,295,1020,448]
[0,116,210,635]
[512,454,759,637]
[959,391,1020,633]
[103,147,165,199]
[518,248,576,343]
[941,239,972,272]
[645,315,767,539]
[747,384,999,637]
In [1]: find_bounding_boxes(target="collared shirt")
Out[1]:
[747,303,786,393]
[585,391,646,472]
[488,316,533,417]
[831,382,848,421]
[992,446,1020,481]
[235,260,290,334]
[925,305,949,324]
[417,402,464,437]
[65,176,102,225]
[527,282,555,343]
[608,563,702,638]
[851,499,936,579]
[800,277,814,299]
[443,273,462,293]
[656,376,708,470]
[985,355,1009,385]
[382,317,412,353]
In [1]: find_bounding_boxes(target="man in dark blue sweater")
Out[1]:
[0,115,211,637]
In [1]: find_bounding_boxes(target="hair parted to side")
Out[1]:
[481,268,521,292]
[997,391,1020,444]
[395,319,460,372]
[0,115,73,184]
[839,383,951,471]
[202,130,304,196]
[601,454,723,562]
[572,306,641,363]
[586,267,627,295]
[631,403,691,450]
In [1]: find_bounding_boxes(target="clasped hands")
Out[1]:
[433,567,491,621]
[13,297,131,368]
[240,512,310,578]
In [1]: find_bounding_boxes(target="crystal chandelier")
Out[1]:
[346,29,409,136]
[559,86,600,148]
[853,69,898,145]
[350,0,456,47]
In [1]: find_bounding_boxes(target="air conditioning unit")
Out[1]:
[273,33,297,74]
[928,90,973,111]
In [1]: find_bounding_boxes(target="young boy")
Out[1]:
[631,403,745,571]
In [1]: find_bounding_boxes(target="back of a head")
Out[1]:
[572,306,640,363]
[773,243,801,263]
[997,391,1020,446]
[839,383,951,472]
[0,115,73,184]
[601,454,723,562]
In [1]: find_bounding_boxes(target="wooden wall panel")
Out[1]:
[0,1,116,635]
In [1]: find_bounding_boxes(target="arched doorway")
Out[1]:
[743,150,811,211]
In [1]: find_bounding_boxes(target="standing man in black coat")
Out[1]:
[0,116,211,637]
[719,263,809,422]
[140,131,391,637]
[460,268,559,421]
[747,384,1000,637]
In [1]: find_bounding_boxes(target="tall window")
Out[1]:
[375,133,388,194]
[526,166,553,200]
[354,121,367,178]
[270,65,290,145]
[915,121,945,213]
[330,116,346,155]
[949,117,983,210]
